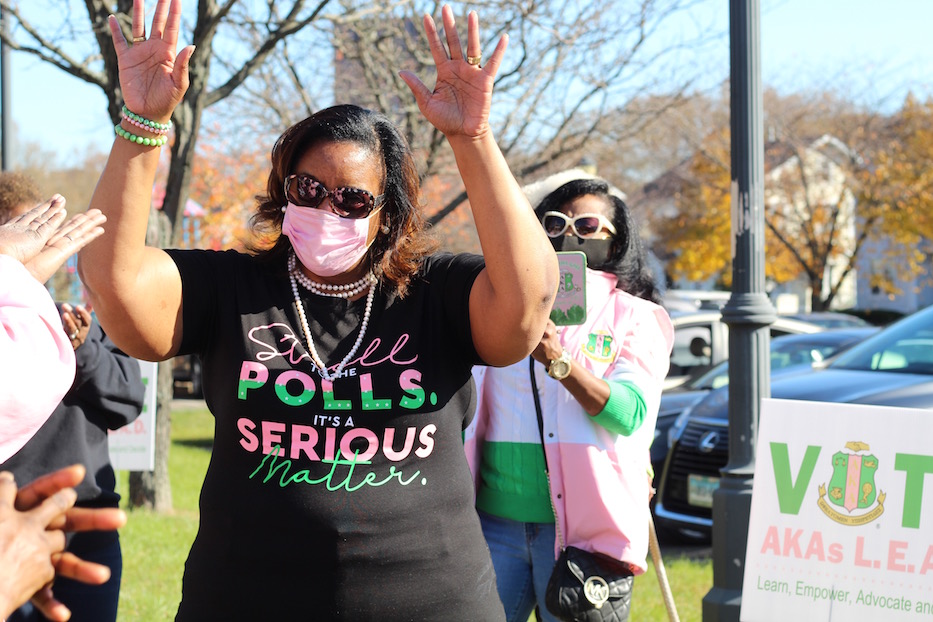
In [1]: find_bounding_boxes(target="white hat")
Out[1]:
[521,168,627,210]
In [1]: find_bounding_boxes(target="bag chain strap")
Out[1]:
[529,356,566,550]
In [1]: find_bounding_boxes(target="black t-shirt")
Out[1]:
[165,249,504,621]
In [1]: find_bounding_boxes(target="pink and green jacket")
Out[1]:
[1,256,75,462]
[465,269,673,574]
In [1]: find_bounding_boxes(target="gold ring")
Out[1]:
[132,36,146,43]
[466,55,481,66]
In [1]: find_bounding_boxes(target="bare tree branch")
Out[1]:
[0,0,107,86]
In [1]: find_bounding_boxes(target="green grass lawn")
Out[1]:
[115,404,211,621]
[633,554,712,621]
[115,404,711,621]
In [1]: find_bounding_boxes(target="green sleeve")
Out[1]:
[591,380,647,436]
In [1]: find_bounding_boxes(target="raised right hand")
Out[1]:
[107,0,195,124]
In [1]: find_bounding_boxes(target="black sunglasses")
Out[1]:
[284,173,384,219]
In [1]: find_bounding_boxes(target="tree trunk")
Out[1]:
[127,364,174,511]
[810,277,827,312]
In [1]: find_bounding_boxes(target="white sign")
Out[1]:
[108,360,157,471]
[741,398,933,621]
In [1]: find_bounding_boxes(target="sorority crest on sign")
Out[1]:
[818,441,885,525]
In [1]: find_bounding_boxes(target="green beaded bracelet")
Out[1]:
[114,124,168,147]
[121,105,173,132]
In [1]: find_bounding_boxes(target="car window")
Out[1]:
[669,325,712,378]
[870,339,933,372]
[690,360,730,389]
[770,344,838,369]
[832,310,933,375]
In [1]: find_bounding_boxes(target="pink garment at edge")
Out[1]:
[465,268,674,574]
[0,255,75,462]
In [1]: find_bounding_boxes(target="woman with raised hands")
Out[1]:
[78,0,557,619]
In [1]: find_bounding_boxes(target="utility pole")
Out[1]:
[702,1,775,620]
[1,7,10,170]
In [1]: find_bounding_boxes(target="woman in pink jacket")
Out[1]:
[0,198,124,622]
[465,171,674,622]
[0,197,105,461]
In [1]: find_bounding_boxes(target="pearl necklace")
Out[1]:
[288,252,375,299]
[288,259,376,382]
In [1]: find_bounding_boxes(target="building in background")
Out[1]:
[634,134,932,315]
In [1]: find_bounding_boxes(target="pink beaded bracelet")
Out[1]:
[122,111,170,135]
[121,105,172,134]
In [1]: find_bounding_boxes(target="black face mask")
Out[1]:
[549,236,613,270]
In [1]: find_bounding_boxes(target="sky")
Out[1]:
[3,0,933,166]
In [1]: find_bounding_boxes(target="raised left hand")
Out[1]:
[400,5,507,139]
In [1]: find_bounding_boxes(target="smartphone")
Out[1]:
[550,251,586,326]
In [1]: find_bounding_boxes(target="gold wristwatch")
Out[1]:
[547,349,573,380]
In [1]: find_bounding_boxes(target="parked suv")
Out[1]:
[654,306,933,543]
[651,326,876,482]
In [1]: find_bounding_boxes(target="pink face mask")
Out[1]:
[282,202,379,277]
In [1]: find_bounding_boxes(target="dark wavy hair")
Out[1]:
[249,104,436,296]
[534,178,662,305]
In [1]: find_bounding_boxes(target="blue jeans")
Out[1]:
[479,510,561,622]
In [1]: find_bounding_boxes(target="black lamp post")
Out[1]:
[702,0,776,619]
[1,7,10,171]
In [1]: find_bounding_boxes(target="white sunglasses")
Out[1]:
[541,211,617,238]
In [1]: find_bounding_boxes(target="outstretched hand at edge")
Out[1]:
[14,465,128,622]
[0,198,68,264]
[24,205,107,284]
[0,197,106,284]
[0,471,72,620]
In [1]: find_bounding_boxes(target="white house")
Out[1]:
[764,134,858,313]
[636,134,932,316]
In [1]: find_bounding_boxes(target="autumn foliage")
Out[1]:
[187,136,269,251]
[856,96,933,295]
[655,127,799,289]
[651,96,933,310]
